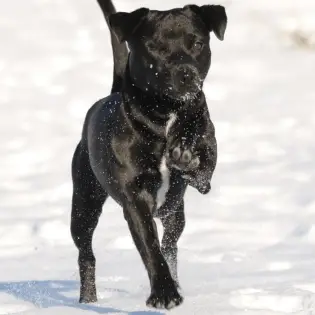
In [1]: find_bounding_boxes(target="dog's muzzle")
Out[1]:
[172,66,202,97]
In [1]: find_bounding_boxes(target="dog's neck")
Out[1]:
[120,62,207,139]
[122,63,205,118]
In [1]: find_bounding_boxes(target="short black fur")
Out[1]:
[70,0,227,310]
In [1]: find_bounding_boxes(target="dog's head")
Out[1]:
[109,5,227,101]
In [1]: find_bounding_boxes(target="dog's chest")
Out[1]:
[156,113,177,209]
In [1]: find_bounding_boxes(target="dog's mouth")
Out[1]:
[178,90,201,101]
[166,80,202,101]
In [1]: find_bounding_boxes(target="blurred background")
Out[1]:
[0,0,315,314]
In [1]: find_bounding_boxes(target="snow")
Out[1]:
[1,0,315,314]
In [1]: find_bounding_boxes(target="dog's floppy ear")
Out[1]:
[185,5,227,41]
[109,8,149,43]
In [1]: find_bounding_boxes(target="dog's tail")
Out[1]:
[96,0,128,93]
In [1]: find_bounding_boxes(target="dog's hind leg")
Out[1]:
[161,202,185,285]
[70,142,108,303]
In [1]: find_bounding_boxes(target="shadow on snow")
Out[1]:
[0,279,164,315]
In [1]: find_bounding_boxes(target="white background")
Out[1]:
[0,0,315,314]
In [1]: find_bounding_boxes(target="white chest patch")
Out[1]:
[156,113,177,209]
[165,113,177,135]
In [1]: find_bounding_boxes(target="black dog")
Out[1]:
[70,0,227,310]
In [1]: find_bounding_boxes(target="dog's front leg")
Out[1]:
[183,139,217,194]
[166,110,217,194]
[167,135,216,194]
[123,193,183,309]
[161,203,185,285]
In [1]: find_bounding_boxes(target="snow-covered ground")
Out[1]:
[1,0,315,314]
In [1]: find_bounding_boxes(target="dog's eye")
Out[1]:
[193,41,204,50]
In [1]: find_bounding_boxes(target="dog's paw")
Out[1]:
[79,294,97,304]
[167,140,200,172]
[166,138,213,195]
[146,290,183,310]
[184,175,211,194]
[146,278,183,310]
